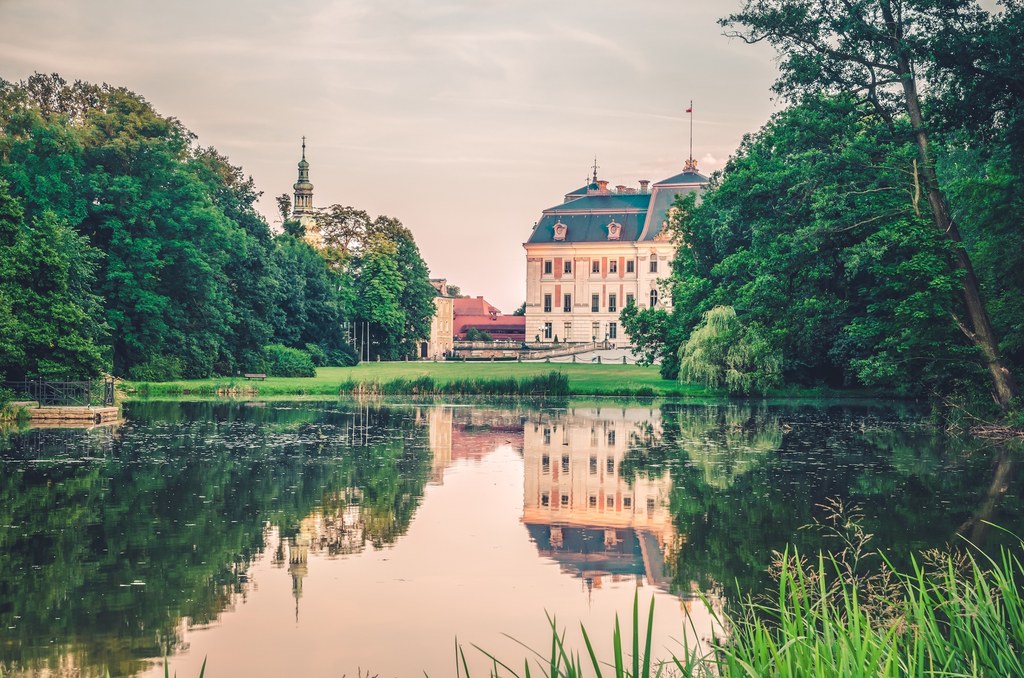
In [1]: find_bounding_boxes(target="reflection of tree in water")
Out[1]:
[672,406,782,490]
[621,402,1024,605]
[0,402,432,677]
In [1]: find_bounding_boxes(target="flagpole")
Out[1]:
[689,99,693,167]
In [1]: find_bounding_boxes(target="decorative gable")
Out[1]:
[553,221,567,241]
[607,221,622,240]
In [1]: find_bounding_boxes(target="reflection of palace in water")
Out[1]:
[522,407,678,592]
[277,405,682,613]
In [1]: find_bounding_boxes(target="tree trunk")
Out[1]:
[897,58,1019,409]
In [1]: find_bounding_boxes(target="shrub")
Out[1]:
[262,344,316,377]
[323,342,359,366]
[304,342,328,367]
[464,328,494,341]
[128,355,184,382]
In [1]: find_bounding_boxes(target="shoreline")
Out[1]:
[119,362,896,402]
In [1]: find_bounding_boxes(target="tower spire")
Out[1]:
[591,156,599,184]
[293,137,313,216]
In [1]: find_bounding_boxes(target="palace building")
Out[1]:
[523,160,708,346]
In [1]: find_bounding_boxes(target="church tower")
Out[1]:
[293,137,314,215]
[291,137,321,247]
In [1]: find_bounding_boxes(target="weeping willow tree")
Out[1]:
[678,306,782,395]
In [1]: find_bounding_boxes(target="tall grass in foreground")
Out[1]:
[464,531,1024,677]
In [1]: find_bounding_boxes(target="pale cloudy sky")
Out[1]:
[0,0,784,311]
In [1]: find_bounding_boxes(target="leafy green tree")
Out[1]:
[722,0,1018,407]
[0,180,106,380]
[190,147,281,373]
[271,234,346,351]
[353,233,407,358]
[632,95,971,395]
[678,306,782,394]
[275,193,291,224]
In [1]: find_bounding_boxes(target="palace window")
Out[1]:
[606,457,614,474]
[590,455,598,474]
[561,494,570,508]
[563,293,572,312]
[623,497,632,509]
[649,257,658,273]
[543,294,552,313]
[589,495,598,508]
[592,321,600,340]
[591,294,600,312]
[543,322,552,339]
[626,260,635,274]
[609,322,617,339]
[608,294,617,313]
[561,454,570,473]
[544,260,553,275]
[607,495,615,508]
[592,260,600,274]
[609,260,618,273]
[608,430,616,445]
[541,493,550,507]
[542,454,550,473]
[625,293,635,307]
[650,289,658,307]
[564,260,572,274]
[543,428,551,444]
[564,322,572,340]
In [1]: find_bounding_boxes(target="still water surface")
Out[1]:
[1,400,1021,676]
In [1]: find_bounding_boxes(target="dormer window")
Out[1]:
[607,221,622,240]
[553,221,567,241]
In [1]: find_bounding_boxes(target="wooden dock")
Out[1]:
[13,402,121,425]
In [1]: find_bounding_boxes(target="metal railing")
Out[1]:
[2,378,115,407]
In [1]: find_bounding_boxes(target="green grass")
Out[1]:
[123,361,886,400]
[124,362,706,399]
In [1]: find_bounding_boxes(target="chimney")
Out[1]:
[615,184,627,193]
[639,179,650,193]
[597,180,609,193]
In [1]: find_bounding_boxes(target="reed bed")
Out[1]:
[463,533,1024,677]
[339,372,571,397]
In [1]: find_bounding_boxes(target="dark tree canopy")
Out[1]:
[0,74,442,379]
[708,0,1021,407]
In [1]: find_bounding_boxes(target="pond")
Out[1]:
[1,400,1021,676]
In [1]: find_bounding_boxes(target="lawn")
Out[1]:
[124,361,708,398]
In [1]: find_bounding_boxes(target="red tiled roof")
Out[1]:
[452,295,525,339]
[453,296,501,316]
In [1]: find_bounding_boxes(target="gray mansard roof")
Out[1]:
[528,170,708,245]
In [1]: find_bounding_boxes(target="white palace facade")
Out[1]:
[524,161,707,346]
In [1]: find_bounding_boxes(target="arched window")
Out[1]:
[649,289,658,308]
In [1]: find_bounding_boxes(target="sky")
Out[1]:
[0,0,786,312]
